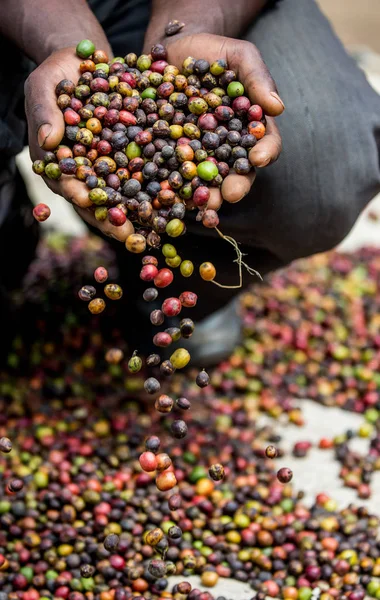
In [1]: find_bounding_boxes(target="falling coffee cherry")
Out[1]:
[209,463,225,481]
[265,445,278,459]
[277,467,293,484]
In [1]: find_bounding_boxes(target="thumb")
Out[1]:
[25,67,66,156]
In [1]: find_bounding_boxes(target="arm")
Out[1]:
[0,0,111,64]
[144,0,269,48]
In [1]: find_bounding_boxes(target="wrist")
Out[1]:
[144,0,268,53]
[144,4,225,53]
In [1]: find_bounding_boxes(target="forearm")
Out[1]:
[144,0,269,49]
[0,0,111,65]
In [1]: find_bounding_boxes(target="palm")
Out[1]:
[166,33,283,205]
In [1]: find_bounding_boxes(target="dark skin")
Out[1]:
[0,0,284,241]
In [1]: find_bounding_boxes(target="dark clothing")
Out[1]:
[0,0,380,333]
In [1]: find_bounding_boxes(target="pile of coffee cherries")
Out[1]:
[32,39,265,257]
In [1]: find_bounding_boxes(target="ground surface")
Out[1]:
[15,5,380,598]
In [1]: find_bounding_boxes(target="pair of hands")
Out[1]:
[26,34,284,242]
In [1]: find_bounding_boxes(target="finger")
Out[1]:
[43,176,93,209]
[207,187,223,211]
[74,206,135,242]
[249,117,282,168]
[222,170,256,204]
[236,43,284,117]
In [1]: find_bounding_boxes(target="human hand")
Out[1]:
[165,33,284,208]
[25,47,134,241]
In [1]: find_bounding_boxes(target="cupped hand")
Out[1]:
[25,47,134,242]
[165,33,284,209]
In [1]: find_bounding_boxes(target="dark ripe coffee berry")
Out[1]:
[59,157,77,175]
[198,113,218,131]
[193,186,210,208]
[104,533,120,552]
[153,332,173,347]
[265,445,278,459]
[140,264,159,282]
[81,564,95,578]
[160,360,175,376]
[218,161,230,178]
[194,59,210,75]
[227,130,241,146]
[234,158,251,175]
[209,463,225,481]
[179,291,197,307]
[231,146,247,161]
[168,494,182,511]
[202,209,219,229]
[33,203,51,222]
[0,437,12,453]
[241,134,257,149]
[168,171,183,190]
[55,79,75,96]
[155,394,174,413]
[148,559,167,579]
[277,467,293,484]
[146,354,161,367]
[151,43,167,61]
[171,419,188,439]
[144,377,161,395]
[180,318,194,338]
[140,253,158,267]
[176,397,191,410]
[143,287,159,302]
[45,151,58,162]
[94,266,108,283]
[196,370,210,388]
[170,203,186,220]
[228,117,243,132]
[8,478,24,493]
[145,435,161,453]
[123,179,141,197]
[150,309,165,326]
[215,105,234,121]
[202,132,220,150]
[78,285,96,302]
[215,144,231,161]
[232,95,251,116]
[168,525,182,540]
[162,297,182,317]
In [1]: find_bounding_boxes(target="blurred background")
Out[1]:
[318,0,380,52]
[16,0,380,246]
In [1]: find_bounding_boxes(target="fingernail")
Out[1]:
[270,92,285,110]
[256,154,271,167]
[38,124,52,148]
